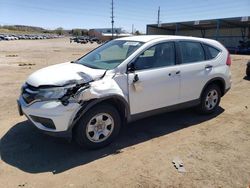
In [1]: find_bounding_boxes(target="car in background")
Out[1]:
[70,36,91,44]
[4,35,13,40]
[12,35,19,40]
[77,36,89,43]
[89,37,100,44]
[17,35,24,39]
[238,40,250,55]
[18,35,232,149]
[0,33,60,41]
[0,35,5,41]
[227,40,250,55]
[246,61,250,77]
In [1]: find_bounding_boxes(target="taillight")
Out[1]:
[226,52,231,66]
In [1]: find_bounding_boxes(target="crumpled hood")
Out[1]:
[26,62,106,87]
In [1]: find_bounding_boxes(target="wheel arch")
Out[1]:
[200,77,226,99]
[71,95,130,131]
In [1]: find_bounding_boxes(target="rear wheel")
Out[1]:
[74,104,121,149]
[197,84,221,114]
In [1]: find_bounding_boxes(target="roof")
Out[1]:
[116,35,165,42]
[116,35,215,43]
[147,16,250,31]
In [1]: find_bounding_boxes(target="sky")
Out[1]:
[0,0,249,33]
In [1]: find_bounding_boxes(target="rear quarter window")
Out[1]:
[204,44,221,59]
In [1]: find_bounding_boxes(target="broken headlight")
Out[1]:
[22,84,74,104]
[36,86,73,100]
[22,82,89,105]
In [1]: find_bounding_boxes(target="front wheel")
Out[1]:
[197,84,221,114]
[74,104,121,149]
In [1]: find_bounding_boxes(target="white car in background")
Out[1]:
[3,35,13,40]
[17,35,232,149]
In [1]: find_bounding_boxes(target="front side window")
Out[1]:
[76,40,143,70]
[134,42,176,70]
[179,41,205,64]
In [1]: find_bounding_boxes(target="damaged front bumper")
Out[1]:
[18,96,81,138]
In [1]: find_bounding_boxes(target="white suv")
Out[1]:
[17,35,232,149]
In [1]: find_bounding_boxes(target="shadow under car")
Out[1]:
[0,107,224,174]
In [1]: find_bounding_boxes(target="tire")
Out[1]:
[74,104,121,149]
[246,68,250,77]
[197,84,221,114]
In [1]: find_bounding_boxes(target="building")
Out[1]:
[88,28,132,41]
[147,16,250,49]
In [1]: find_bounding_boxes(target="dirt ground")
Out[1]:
[0,38,249,188]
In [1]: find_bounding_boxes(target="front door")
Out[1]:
[128,42,181,115]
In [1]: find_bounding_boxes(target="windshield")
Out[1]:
[76,40,144,70]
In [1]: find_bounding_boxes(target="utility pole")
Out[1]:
[132,24,134,34]
[111,0,114,39]
[157,6,160,27]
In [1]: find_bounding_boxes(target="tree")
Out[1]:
[72,29,82,36]
[55,27,64,35]
[135,30,141,35]
[81,29,88,36]
[71,29,89,36]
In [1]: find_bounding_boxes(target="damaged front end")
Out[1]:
[21,72,93,106]
[19,69,126,139]
[52,71,125,108]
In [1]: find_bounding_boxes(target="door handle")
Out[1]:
[133,74,139,83]
[205,65,213,69]
[169,71,180,76]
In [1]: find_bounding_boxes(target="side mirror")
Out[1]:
[127,62,136,73]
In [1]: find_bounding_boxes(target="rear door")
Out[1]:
[177,41,209,103]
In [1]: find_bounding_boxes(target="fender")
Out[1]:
[200,77,226,99]
[70,94,130,130]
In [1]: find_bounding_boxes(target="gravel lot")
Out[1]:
[0,38,249,188]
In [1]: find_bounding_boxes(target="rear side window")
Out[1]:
[179,41,205,64]
[204,44,220,59]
